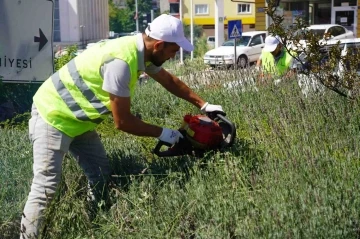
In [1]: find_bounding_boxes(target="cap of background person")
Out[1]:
[263,35,281,52]
[145,14,194,52]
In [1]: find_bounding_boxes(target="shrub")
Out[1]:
[54,45,78,71]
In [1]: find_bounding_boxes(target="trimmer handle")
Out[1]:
[207,112,236,148]
[216,113,236,148]
[206,111,226,120]
[152,140,173,157]
[152,129,193,157]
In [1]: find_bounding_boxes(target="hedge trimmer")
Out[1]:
[152,112,236,157]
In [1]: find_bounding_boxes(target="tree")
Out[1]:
[109,0,160,33]
[108,0,117,19]
[109,0,135,33]
[183,23,203,40]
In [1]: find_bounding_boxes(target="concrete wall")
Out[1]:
[78,0,109,43]
[59,0,80,43]
[57,0,109,45]
[255,0,266,31]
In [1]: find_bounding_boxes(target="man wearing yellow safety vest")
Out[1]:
[20,14,225,238]
[256,35,298,81]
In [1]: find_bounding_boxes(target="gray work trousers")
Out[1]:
[20,105,110,239]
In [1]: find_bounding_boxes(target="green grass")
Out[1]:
[1,64,360,238]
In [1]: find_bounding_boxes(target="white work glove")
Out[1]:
[158,128,183,145]
[201,102,224,114]
[274,78,283,85]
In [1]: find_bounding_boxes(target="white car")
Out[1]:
[320,37,360,50]
[203,31,267,68]
[289,24,355,50]
[298,38,360,72]
[306,24,354,40]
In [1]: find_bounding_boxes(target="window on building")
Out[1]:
[151,0,158,10]
[169,3,179,14]
[114,0,127,8]
[113,0,126,8]
[333,0,356,7]
[54,0,61,42]
[238,4,251,14]
[195,4,209,15]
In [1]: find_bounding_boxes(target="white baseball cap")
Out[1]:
[263,35,281,52]
[145,14,194,52]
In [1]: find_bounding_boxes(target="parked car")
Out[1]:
[306,24,354,40]
[289,24,355,51]
[297,38,360,76]
[108,33,120,39]
[203,31,268,68]
[320,37,360,51]
[130,31,141,35]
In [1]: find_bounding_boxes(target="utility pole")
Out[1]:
[151,9,154,21]
[190,0,193,60]
[80,25,85,49]
[135,0,139,32]
[214,0,224,48]
[265,0,270,30]
[179,0,183,64]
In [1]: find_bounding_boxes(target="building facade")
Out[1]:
[255,0,359,37]
[55,0,109,47]
[162,0,256,37]
[113,0,127,8]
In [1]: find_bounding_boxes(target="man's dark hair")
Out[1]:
[163,42,178,48]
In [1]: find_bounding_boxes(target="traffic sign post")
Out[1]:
[0,0,54,83]
[228,20,242,70]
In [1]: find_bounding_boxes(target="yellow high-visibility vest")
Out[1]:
[34,36,139,137]
[262,49,296,76]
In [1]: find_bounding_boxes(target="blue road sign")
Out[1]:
[228,20,242,39]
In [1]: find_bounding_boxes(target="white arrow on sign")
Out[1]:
[0,0,54,83]
[230,25,241,38]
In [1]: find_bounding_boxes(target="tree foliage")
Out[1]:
[54,45,78,71]
[183,24,203,40]
[109,0,159,33]
[108,0,117,19]
[110,8,136,33]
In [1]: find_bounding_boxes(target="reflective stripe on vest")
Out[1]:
[51,60,109,124]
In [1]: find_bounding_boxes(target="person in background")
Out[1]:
[20,14,225,239]
[257,35,299,83]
